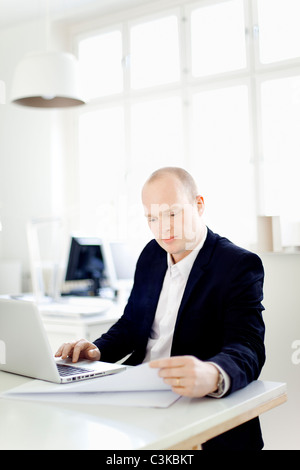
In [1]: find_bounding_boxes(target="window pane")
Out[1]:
[79,107,125,237]
[79,31,123,99]
[130,97,184,180]
[128,96,184,243]
[130,16,180,89]
[190,85,254,246]
[191,0,246,77]
[261,76,300,244]
[258,0,300,64]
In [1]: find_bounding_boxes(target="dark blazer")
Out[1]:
[94,228,266,450]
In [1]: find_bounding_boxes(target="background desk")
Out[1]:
[0,295,123,354]
[0,371,286,450]
[41,304,121,353]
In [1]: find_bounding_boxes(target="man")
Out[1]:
[56,167,265,450]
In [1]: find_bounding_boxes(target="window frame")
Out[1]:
[251,0,300,71]
[69,0,300,247]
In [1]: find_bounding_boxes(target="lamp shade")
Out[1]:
[11,51,86,108]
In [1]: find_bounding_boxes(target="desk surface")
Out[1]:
[0,371,286,450]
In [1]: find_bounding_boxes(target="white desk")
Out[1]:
[0,371,286,450]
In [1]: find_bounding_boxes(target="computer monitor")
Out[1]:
[65,237,106,296]
[103,241,138,293]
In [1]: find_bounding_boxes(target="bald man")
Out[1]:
[56,167,265,450]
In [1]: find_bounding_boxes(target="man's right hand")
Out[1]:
[55,339,101,363]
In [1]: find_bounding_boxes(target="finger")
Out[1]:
[72,339,89,363]
[55,345,63,357]
[60,342,76,360]
[163,376,185,388]
[87,348,100,360]
[171,386,194,397]
[162,377,197,398]
[149,356,186,369]
[158,365,187,379]
[55,343,71,357]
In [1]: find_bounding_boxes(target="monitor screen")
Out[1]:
[109,242,137,281]
[102,241,138,296]
[65,237,105,296]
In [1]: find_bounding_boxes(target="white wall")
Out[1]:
[0,20,71,287]
[260,253,300,450]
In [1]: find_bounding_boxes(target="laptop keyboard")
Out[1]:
[56,363,92,377]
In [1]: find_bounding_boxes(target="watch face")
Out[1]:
[218,373,225,393]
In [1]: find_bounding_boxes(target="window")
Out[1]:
[257,0,300,64]
[190,84,255,245]
[78,106,125,238]
[190,0,247,77]
[78,30,123,100]
[130,15,180,89]
[75,0,300,249]
[131,97,184,178]
[260,75,300,245]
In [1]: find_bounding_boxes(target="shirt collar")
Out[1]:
[167,226,208,279]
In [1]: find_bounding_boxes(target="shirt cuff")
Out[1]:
[206,362,231,398]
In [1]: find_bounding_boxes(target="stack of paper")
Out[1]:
[1,363,180,408]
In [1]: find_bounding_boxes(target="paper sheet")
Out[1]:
[1,363,180,408]
[2,389,180,408]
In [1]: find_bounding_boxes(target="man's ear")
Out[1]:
[196,195,205,215]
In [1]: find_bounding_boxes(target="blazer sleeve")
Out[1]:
[93,240,164,364]
[93,269,142,364]
[207,250,265,395]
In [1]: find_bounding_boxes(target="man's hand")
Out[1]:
[55,339,101,363]
[149,355,219,397]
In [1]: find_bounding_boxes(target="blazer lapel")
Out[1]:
[144,247,167,325]
[174,228,218,330]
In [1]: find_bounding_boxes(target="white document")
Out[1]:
[3,390,180,408]
[2,363,180,408]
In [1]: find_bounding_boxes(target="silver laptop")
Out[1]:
[0,298,126,383]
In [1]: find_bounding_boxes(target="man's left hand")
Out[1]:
[149,355,219,397]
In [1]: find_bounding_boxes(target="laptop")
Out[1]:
[0,298,126,383]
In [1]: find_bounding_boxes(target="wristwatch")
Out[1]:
[216,371,225,395]
[207,362,229,397]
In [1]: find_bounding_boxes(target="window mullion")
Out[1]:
[179,5,191,170]
[246,0,264,216]
[122,21,131,96]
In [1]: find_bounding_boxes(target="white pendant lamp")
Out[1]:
[11,50,85,108]
[11,0,85,109]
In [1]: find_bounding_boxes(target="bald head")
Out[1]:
[142,167,205,262]
[143,167,199,203]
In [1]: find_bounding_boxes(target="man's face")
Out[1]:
[142,176,204,262]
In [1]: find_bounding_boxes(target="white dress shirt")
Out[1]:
[143,227,230,397]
